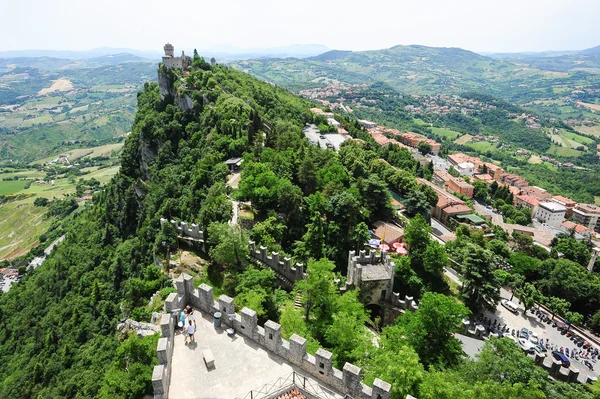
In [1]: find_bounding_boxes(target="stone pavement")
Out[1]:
[169,312,343,399]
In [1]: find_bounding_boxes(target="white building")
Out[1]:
[455,162,475,177]
[535,202,567,228]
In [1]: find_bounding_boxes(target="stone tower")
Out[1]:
[164,43,174,57]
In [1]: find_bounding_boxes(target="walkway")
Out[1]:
[169,312,343,399]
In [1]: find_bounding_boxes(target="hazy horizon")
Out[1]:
[2,0,599,54]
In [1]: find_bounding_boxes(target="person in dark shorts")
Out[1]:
[186,319,196,344]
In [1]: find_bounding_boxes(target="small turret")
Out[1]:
[164,43,174,57]
[210,57,216,67]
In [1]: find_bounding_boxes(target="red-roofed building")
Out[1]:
[417,178,472,225]
[561,220,592,238]
[551,195,576,217]
[516,195,539,214]
[445,177,474,198]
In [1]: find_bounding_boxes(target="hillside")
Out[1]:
[230,44,600,120]
[0,53,596,399]
[0,62,156,162]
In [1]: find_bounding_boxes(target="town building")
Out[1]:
[455,162,475,177]
[482,163,504,181]
[535,202,567,228]
[473,174,494,184]
[358,119,377,129]
[572,203,600,233]
[521,186,552,201]
[516,194,539,214]
[551,195,576,218]
[162,43,191,70]
[561,220,592,239]
[445,177,474,198]
[372,221,404,245]
[432,170,453,185]
[417,178,472,226]
[500,173,529,188]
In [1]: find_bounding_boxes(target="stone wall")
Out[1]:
[158,273,392,399]
[248,240,306,283]
[160,218,204,242]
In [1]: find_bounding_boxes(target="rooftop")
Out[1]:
[538,202,567,212]
[516,195,539,207]
[372,221,404,244]
[575,203,600,215]
[169,312,343,399]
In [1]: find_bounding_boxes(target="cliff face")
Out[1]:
[158,67,193,112]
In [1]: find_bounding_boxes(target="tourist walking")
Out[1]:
[179,308,188,330]
[186,319,196,344]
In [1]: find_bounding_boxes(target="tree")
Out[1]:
[295,258,338,327]
[325,290,372,366]
[460,244,501,313]
[589,310,600,334]
[207,222,249,273]
[564,311,583,331]
[417,141,432,155]
[546,296,570,321]
[405,189,432,220]
[507,273,525,301]
[398,292,470,369]
[363,342,424,399]
[488,239,510,259]
[33,197,49,207]
[515,282,538,315]
[352,222,370,252]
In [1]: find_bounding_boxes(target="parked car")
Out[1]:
[530,332,539,344]
[519,338,536,354]
[535,344,547,353]
[520,328,529,339]
[501,299,519,314]
[552,351,571,367]
[319,135,326,139]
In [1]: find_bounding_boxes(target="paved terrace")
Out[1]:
[169,311,344,399]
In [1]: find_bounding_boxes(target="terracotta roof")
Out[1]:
[372,221,404,244]
[516,195,539,207]
[443,204,472,214]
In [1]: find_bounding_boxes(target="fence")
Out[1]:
[239,371,346,399]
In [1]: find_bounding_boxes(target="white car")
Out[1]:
[530,332,539,345]
[501,299,519,314]
[519,337,536,354]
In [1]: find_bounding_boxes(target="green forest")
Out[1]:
[0,58,598,399]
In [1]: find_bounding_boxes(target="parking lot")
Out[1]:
[482,289,599,381]
[303,124,348,151]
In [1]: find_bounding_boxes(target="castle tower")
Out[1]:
[164,43,174,57]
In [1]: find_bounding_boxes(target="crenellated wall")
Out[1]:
[156,273,392,399]
[160,218,204,242]
[248,240,306,283]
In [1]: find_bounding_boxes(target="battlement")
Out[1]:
[248,240,306,283]
[160,218,204,242]
[347,249,395,287]
[161,43,190,71]
[159,274,392,399]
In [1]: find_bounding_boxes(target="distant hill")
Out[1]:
[308,50,352,61]
[0,53,155,72]
[581,45,600,55]
[230,44,527,95]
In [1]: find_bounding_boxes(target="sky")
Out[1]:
[1,0,599,54]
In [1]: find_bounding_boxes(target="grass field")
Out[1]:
[575,125,600,138]
[561,131,595,145]
[528,155,542,164]
[547,144,583,157]
[432,127,462,140]
[596,196,600,206]
[0,165,120,260]
[0,202,52,259]
[454,134,473,145]
[467,141,497,152]
[0,180,28,195]
[30,143,124,165]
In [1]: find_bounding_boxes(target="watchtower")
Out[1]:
[164,43,174,57]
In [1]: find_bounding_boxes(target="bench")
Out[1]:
[202,348,215,369]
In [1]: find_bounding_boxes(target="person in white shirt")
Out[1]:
[186,319,196,344]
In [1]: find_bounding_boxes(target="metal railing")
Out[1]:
[238,371,346,399]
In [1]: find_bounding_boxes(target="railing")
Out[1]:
[239,371,345,399]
